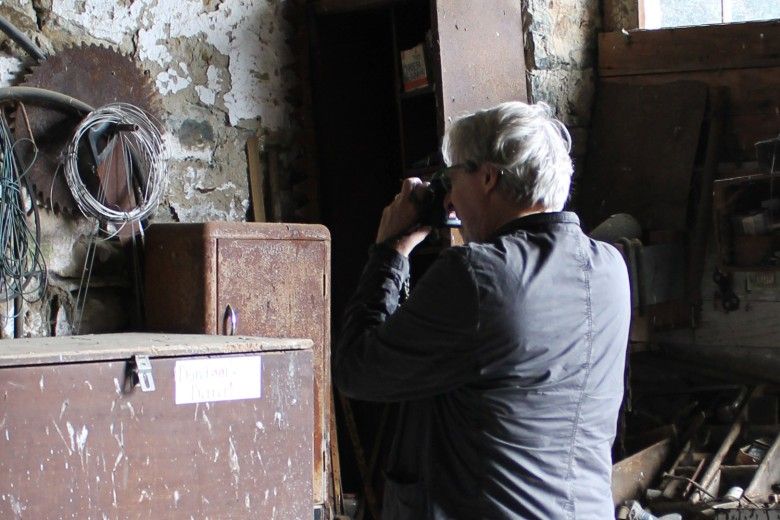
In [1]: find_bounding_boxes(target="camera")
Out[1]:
[417,172,461,228]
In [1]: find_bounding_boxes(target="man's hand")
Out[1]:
[376,177,432,257]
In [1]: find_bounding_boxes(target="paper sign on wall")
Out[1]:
[175,355,262,405]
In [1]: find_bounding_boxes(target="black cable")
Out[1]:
[0,15,46,62]
[0,86,93,115]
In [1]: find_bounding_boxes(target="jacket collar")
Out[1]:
[491,211,581,239]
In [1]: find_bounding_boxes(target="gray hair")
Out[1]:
[441,101,573,211]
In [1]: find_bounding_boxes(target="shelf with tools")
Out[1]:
[713,172,780,272]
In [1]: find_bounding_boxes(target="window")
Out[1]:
[640,0,780,29]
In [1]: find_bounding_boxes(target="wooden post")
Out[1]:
[246,133,266,222]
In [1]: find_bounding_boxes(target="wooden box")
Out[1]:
[0,333,313,518]
[142,222,333,510]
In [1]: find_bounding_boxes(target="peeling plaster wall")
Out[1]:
[0,0,303,337]
[0,0,600,338]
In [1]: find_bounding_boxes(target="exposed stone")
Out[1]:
[525,0,599,70]
[178,119,215,148]
[529,67,596,128]
[602,0,639,32]
[31,0,53,29]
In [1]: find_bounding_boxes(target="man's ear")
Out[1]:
[481,164,501,193]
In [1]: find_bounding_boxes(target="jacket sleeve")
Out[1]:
[333,243,480,402]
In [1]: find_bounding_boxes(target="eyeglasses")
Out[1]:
[437,161,507,192]
[437,160,479,192]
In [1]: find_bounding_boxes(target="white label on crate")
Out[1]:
[174,356,262,405]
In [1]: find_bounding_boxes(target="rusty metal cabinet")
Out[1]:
[0,333,313,518]
[143,222,333,511]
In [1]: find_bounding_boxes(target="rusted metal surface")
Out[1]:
[612,438,673,506]
[144,222,332,507]
[13,44,161,214]
[433,0,527,131]
[0,337,312,518]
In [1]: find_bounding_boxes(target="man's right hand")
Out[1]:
[376,178,432,257]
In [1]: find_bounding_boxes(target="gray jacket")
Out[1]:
[334,211,630,519]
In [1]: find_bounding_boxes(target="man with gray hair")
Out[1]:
[334,101,630,519]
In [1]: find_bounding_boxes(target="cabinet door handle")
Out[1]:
[223,304,237,336]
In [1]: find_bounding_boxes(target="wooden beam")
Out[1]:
[599,20,780,77]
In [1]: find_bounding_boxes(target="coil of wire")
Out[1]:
[63,102,167,225]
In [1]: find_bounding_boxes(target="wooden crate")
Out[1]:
[0,333,313,518]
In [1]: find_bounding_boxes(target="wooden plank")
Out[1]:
[246,133,267,222]
[435,0,527,131]
[660,300,780,349]
[0,333,312,366]
[603,68,780,161]
[576,81,707,232]
[612,438,672,506]
[745,431,780,500]
[266,140,284,222]
[602,67,780,117]
[599,20,780,77]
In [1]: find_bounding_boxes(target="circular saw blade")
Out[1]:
[14,44,162,214]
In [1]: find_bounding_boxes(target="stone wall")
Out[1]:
[0,0,305,337]
[522,0,601,174]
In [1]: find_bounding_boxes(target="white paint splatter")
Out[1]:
[0,57,22,88]
[174,490,181,508]
[66,422,76,452]
[7,494,25,518]
[273,411,283,428]
[244,492,251,509]
[39,376,45,391]
[60,400,69,420]
[164,133,214,163]
[84,380,93,391]
[228,437,240,487]
[75,425,89,467]
[51,0,143,44]
[113,452,124,472]
[201,409,212,433]
[138,489,151,503]
[113,378,122,395]
[52,421,72,456]
[253,421,265,442]
[156,67,192,95]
